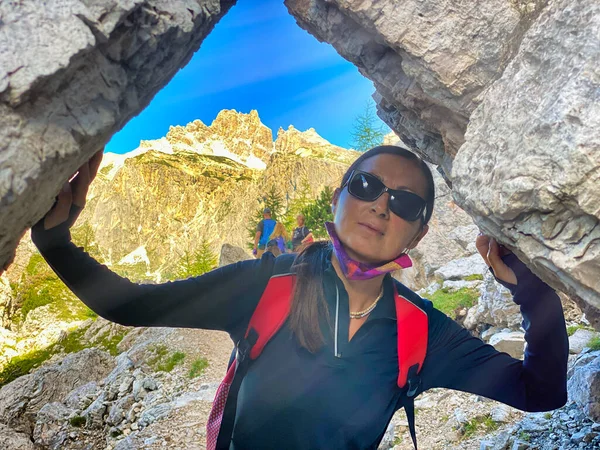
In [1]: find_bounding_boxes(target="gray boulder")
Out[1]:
[32,402,72,449]
[0,348,114,434]
[285,0,544,173]
[452,0,600,324]
[488,331,526,359]
[568,355,600,422]
[434,254,488,281]
[0,0,236,271]
[0,423,35,450]
[569,329,599,354]
[219,243,252,267]
[464,272,522,331]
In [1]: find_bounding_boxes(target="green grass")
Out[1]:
[587,335,600,351]
[518,431,531,442]
[461,415,499,439]
[544,412,552,420]
[99,163,114,176]
[567,324,595,337]
[189,357,209,378]
[15,253,96,323]
[430,287,479,316]
[0,346,56,387]
[147,345,186,372]
[463,274,484,281]
[157,351,185,372]
[0,326,127,388]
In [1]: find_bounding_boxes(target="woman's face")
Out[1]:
[332,153,429,264]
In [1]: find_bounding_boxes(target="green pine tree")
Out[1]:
[301,186,334,239]
[282,177,312,232]
[350,102,388,152]
[71,221,103,262]
[175,239,218,279]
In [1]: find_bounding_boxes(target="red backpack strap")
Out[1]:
[394,283,428,390]
[245,274,295,360]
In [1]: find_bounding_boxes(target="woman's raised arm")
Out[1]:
[30,152,274,340]
[420,253,569,412]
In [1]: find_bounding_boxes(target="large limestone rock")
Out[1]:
[394,160,477,290]
[0,348,114,434]
[568,354,600,422]
[285,0,546,175]
[452,0,600,323]
[463,272,522,331]
[0,0,236,272]
[488,330,525,359]
[219,244,252,267]
[0,423,35,450]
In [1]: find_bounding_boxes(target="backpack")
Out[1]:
[206,255,428,450]
[258,219,276,247]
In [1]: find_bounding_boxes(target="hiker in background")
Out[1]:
[32,146,568,450]
[253,208,276,258]
[291,214,313,252]
[266,222,289,257]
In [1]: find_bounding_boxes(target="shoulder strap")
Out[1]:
[245,273,295,360]
[393,282,428,450]
[393,283,428,389]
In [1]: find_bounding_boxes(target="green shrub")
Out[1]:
[567,324,595,337]
[430,287,479,317]
[189,357,209,378]
[463,274,484,281]
[69,415,86,427]
[0,325,127,388]
[0,347,55,387]
[587,335,600,351]
[461,415,499,439]
[148,345,185,372]
[157,351,185,372]
[519,431,531,442]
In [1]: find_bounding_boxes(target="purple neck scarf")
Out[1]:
[325,222,412,280]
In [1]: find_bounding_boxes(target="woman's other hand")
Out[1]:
[476,234,518,285]
[43,151,103,230]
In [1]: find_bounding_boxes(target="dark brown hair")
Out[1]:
[289,146,436,352]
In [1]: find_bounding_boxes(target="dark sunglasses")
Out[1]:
[343,170,427,222]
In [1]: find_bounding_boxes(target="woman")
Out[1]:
[291,214,313,252]
[32,146,568,450]
[266,222,290,256]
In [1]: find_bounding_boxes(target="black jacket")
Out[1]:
[31,219,568,450]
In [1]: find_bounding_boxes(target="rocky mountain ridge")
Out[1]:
[73,110,358,279]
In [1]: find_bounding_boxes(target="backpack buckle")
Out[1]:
[406,375,421,398]
[237,329,258,364]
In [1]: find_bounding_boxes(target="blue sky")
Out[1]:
[105,0,389,154]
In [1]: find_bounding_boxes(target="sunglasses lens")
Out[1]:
[389,191,425,222]
[348,172,383,200]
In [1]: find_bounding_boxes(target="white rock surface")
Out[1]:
[488,331,526,359]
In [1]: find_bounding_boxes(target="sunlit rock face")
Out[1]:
[284,0,546,175]
[452,0,600,323]
[74,111,358,278]
[286,0,600,322]
[0,0,237,271]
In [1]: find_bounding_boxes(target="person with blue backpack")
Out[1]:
[253,207,276,258]
[32,146,568,450]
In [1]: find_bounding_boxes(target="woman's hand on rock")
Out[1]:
[43,151,103,230]
[476,234,518,285]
